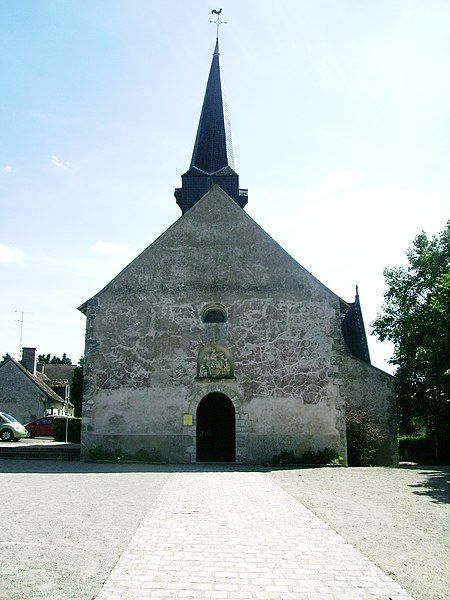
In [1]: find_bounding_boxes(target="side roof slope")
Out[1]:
[0,358,74,406]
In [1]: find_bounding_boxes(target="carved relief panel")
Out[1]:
[197,343,234,379]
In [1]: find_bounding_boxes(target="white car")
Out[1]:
[0,412,28,442]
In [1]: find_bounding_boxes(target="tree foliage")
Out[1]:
[38,353,72,365]
[0,353,12,366]
[70,358,83,418]
[346,410,383,466]
[372,221,450,455]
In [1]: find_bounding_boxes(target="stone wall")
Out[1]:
[340,356,398,465]
[81,293,348,463]
[80,186,393,464]
[0,361,46,423]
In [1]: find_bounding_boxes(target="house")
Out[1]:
[78,37,397,464]
[36,362,77,401]
[0,348,74,424]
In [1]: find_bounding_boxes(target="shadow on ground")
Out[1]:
[2,461,449,500]
[399,464,450,504]
[0,460,277,474]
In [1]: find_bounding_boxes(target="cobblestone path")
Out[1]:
[96,471,414,600]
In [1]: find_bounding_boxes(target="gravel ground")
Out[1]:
[270,465,450,600]
[0,461,169,600]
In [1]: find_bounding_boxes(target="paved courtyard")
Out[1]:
[270,466,449,600]
[0,462,448,600]
[96,471,412,600]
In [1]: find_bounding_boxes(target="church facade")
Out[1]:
[79,39,397,465]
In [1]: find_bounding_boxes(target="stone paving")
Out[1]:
[96,471,414,600]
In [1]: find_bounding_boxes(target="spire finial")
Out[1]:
[210,8,226,42]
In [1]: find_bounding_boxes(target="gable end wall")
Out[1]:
[0,361,47,423]
[79,187,395,465]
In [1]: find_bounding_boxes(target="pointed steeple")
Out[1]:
[190,38,234,174]
[175,37,247,214]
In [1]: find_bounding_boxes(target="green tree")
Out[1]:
[70,358,83,418]
[38,353,72,365]
[0,352,12,366]
[38,353,51,363]
[56,353,71,364]
[372,221,450,459]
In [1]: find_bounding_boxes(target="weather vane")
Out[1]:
[210,8,226,39]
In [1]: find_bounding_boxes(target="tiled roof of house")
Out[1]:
[46,379,70,387]
[37,363,77,381]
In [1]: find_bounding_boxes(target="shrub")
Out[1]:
[147,448,161,462]
[301,447,343,465]
[272,451,298,465]
[87,445,117,461]
[130,448,161,462]
[272,448,343,466]
[346,410,382,466]
[87,445,161,462]
[53,417,81,443]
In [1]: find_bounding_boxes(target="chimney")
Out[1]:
[21,347,37,376]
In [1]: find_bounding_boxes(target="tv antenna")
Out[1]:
[15,310,34,358]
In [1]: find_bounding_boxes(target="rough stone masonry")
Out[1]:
[79,187,396,464]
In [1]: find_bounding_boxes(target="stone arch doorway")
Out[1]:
[196,393,236,462]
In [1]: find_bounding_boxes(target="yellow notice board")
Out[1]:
[183,414,193,426]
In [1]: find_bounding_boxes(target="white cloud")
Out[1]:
[320,169,363,194]
[1,165,12,174]
[0,242,24,264]
[90,240,133,256]
[51,155,69,169]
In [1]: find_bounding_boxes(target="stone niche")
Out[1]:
[197,343,234,379]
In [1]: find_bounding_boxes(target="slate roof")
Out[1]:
[341,287,371,364]
[0,358,74,406]
[45,379,70,387]
[190,38,234,174]
[37,363,76,382]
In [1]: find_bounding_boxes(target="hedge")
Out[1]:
[53,417,81,443]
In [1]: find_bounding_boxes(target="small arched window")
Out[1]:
[202,305,227,323]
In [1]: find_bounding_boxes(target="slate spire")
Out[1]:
[341,286,371,364]
[190,38,234,174]
[175,37,247,214]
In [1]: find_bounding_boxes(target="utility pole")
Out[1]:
[15,310,34,358]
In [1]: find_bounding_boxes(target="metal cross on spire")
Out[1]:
[210,8,226,40]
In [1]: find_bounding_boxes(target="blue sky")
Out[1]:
[1,0,449,371]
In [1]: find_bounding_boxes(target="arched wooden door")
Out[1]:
[196,393,235,462]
